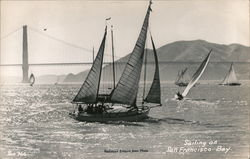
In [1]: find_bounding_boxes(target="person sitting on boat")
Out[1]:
[175,92,184,100]
[78,104,84,113]
[86,105,94,114]
[97,105,103,114]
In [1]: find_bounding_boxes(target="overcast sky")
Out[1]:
[0,0,249,76]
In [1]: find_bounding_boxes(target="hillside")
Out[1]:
[64,40,250,83]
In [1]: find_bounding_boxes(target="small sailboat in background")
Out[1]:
[175,49,212,100]
[175,68,189,87]
[70,0,161,122]
[29,73,35,86]
[219,63,241,86]
[54,76,59,85]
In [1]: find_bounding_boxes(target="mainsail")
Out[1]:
[144,35,161,104]
[29,73,35,86]
[221,63,239,85]
[110,1,152,105]
[181,49,212,97]
[73,27,107,103]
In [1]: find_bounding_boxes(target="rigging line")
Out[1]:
[28,27,92,52]
[0,27,22,40]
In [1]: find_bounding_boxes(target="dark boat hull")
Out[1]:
[69,108,150,122]
[175,82,188,87]
[219,83,241,86]
[175,83,198,87]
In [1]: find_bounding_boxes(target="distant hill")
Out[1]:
[64,40,250,83]
[156,40,250,62]
[35,74,66,84]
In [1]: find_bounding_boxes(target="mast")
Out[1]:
[111,25,116,89]
[142,45,148,103]
[92,47,95,63]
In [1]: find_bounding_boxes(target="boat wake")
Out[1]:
[147,117,234,129]
[142,117,199,125]
[166,97,218,106]
[184,99,219,106]
[104,121,145,127]
[158,117,198,125]
[202,123,234,129]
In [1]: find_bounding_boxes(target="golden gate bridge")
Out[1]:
[0,25,122,83]
[1,25,226,83]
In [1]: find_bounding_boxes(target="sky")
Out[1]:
[0,0,249,77]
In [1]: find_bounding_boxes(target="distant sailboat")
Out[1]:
[54,77,59,85]
[219,63,241,86]
[69,0,162,122]
[175,49,212,100]
[175,68,189,87]
[29,73,35,86]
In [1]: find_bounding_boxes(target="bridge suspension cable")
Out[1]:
[1,25,123,67]
[28,26,122,59]
[29,27,92,52]
[0,27,22,40]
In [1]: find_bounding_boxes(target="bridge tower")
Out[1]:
[22,25,29,83]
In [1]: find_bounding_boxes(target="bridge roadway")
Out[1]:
[0,61,247,67]
[0,62,113,66]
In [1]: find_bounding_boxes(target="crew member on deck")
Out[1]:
[78,105,83,113]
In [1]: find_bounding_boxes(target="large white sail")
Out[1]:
[144,35,161,104]
[73,27,107,103]
[110,1,152,106]
[181,50,212,97]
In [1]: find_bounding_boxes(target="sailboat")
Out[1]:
[69,0,162,122]
[175,49,212,100]
[219,63,241,86]
[54,76,59,85]
[29,73,35,86]
[175,68,189,87]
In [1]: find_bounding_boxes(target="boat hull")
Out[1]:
[219,83,241,86]
[175,82,188,87]
[69,108,150,122]
[175,82,198,87]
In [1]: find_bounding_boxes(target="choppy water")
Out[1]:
[0,84,249,159]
